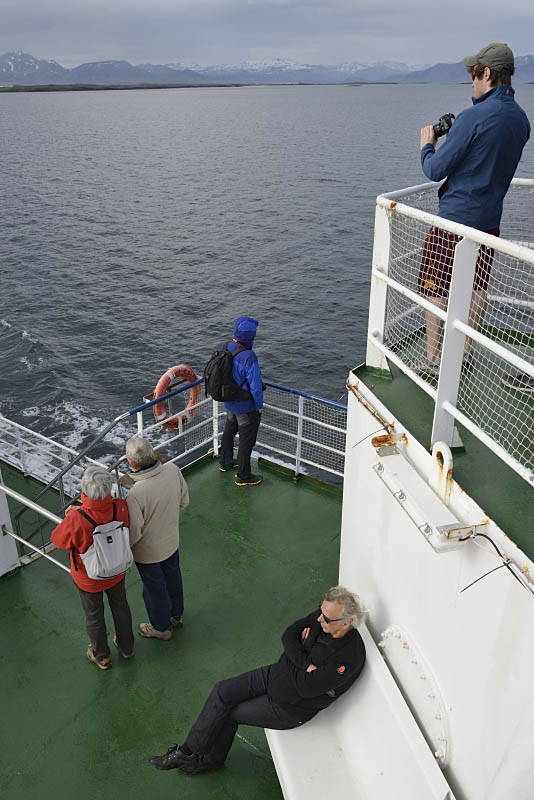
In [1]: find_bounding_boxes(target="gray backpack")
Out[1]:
[75,503,133,579]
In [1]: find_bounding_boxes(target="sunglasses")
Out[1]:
[321,611,346,624]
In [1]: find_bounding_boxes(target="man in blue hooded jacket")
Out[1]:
[219,316,264,486]
[417,42,530,381]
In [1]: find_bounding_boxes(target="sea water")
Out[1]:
[1,83,534,449]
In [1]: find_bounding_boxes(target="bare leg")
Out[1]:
[425,296,448,364]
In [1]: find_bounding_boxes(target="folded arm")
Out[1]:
[287,658,356,698]
[281,610,319,670]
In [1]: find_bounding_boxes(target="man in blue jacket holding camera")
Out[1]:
[219,316,264,486]
[417,42,530,384]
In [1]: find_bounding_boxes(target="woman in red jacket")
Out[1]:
[51,466,134,669]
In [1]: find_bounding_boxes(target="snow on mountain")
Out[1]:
[1,52,533,86]
[0,51,67,83]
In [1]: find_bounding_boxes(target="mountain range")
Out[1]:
[2,51,534,86]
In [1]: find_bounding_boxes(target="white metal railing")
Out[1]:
[0,483,69,572]
[0,415,98,496]
[366,179,534,484]
[134,380,347,480]
[0,379,347,566]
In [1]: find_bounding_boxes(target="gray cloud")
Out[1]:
[1,0,533,67]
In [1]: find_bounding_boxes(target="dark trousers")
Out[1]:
[135,548,184,632]
[220,410,261,480]
[78,577,134,660]
[185,665,316,766]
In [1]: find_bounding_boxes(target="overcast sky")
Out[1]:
[2,0,533,68]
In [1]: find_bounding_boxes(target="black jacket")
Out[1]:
[267,609,366,712]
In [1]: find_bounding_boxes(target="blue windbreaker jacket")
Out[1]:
[223,317,263,414]
[421,86,530,230]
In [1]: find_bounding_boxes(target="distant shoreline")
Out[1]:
[0,81,395,93]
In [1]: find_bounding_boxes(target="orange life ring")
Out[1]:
[153,364,201,430]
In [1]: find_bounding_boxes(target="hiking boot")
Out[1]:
[86,644,112,670]
[501,372,534,392]
[138,622,172,640]
[171,615,183,628]
[219,461,238,472]
[234,474,263,486]
[113,632,134,659]
[149,744,188,771]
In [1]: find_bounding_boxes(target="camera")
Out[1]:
[433,112,455,139]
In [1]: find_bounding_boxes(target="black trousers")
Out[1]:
[220,410,261,480]
[185,665,316,766]
[78,577,134,660]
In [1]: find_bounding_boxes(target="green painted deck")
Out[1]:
[0,457,342,800]
[355,361,534,560]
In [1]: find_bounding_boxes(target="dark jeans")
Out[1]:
[220,410,261,480]
[135,548,184,632]
[78,577,134,660]
[185,665,316,766]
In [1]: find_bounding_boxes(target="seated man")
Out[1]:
[148,585,366,775]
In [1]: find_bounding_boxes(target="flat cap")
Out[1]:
[463,42,514,70]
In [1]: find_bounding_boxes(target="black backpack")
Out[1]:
[204,342,250,402]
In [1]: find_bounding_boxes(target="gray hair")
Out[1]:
[324,585,367,629]
[81,465,112,500]
[125,436,157,469]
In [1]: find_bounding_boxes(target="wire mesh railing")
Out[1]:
[0,378,347,565]
[0,416,90,496]
[258,383,346,479]
[366,179,534,484]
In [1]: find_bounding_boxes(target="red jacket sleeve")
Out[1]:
[51,510,83,551]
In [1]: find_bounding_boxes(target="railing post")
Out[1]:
[16,428,27,474]
[137,411,144,435]
[58,475,66,510]
[295,395,304,476]
[212,400,219,456]
[366,203,392,375]
[0,467,20,576]
[114,465,124,499]
[432,237,479,448]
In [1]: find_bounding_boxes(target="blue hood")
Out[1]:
[233,316,258,347]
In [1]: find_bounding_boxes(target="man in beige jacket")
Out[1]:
[125,437,189,640]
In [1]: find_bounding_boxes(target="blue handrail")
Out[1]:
[126,377,347,416]
[127,378,205,416]
[263,381,347,411]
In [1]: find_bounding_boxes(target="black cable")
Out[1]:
[459,531,533,596]
[460,564,507,593]
[351,427,387,450]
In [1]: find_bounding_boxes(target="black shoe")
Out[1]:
[177,754,222,775]
[234,473,263,486]
[501,372,534,392]
[149,745,193,771]
[219,462,238,472]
